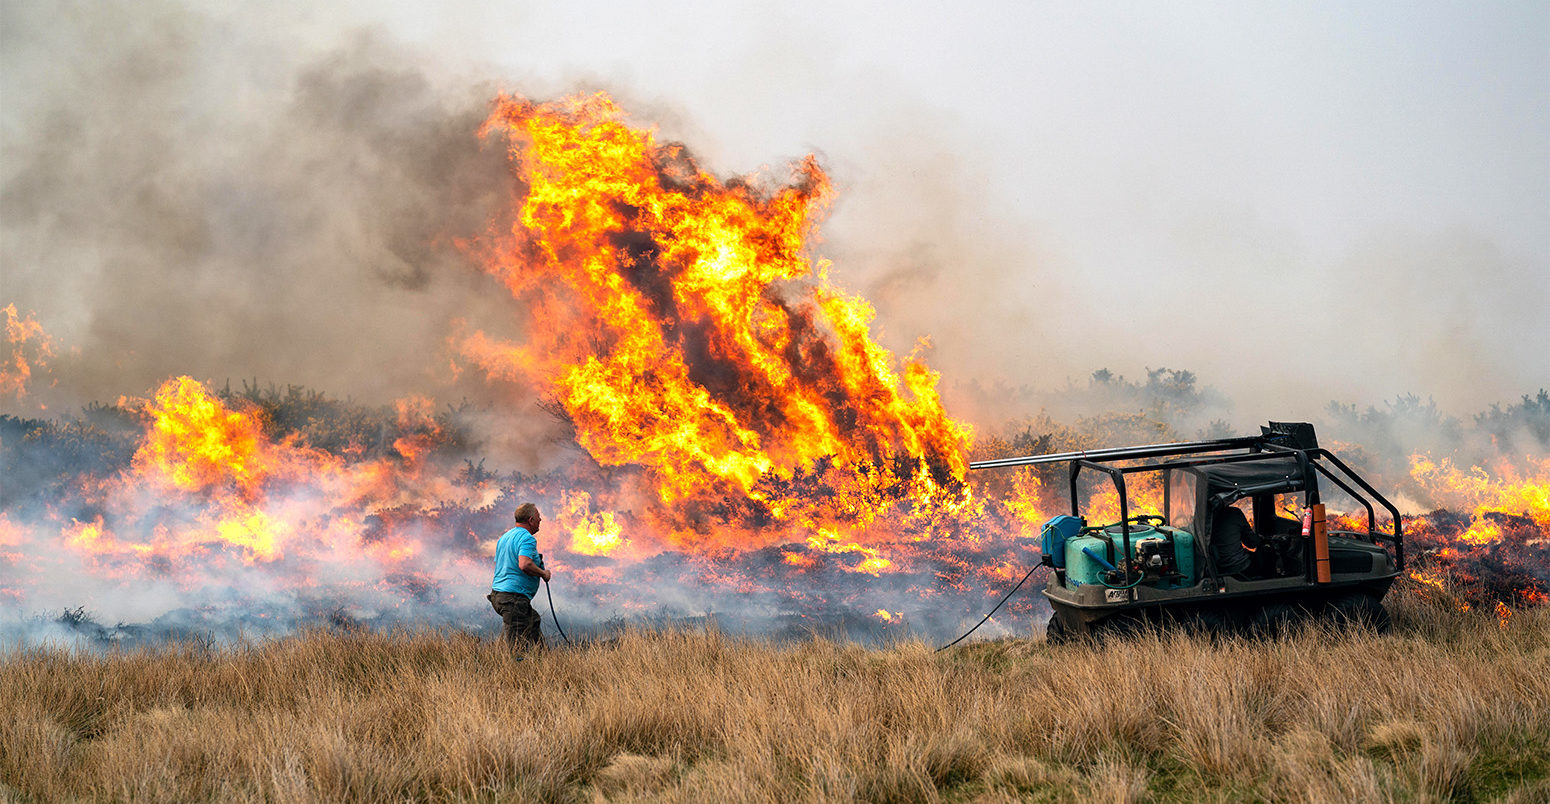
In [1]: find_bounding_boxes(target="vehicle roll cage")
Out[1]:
[970,431,1405,588]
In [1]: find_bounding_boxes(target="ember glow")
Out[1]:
[1,92,1545,643]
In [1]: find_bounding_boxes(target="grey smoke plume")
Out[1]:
[1,1,521,413]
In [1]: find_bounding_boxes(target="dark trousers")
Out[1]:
[488,590,545,650]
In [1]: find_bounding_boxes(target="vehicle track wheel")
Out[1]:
[1045,614,1070,645]
[1088,612,1148,642]
[1328,593,1392,634]
[1249,602,1310,636]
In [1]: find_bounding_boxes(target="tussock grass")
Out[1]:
[3,596,1547,803]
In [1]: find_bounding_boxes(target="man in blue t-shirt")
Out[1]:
[486,503,552,650]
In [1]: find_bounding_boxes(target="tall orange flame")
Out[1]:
[459,93,975,555]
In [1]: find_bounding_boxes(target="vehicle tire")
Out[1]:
[1045,613,1069,645]
[1328,593,1391,634]
[1089,611,1148,642]
[1359,596,1392,634]
[1249,602,1308,636]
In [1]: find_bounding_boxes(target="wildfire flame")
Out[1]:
[1408,454,1550,544]
[458,93,977,557]
[2,376,490,625]
[2,304,56,406]
[1388,453,1550,615]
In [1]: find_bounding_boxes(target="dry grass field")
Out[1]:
[3,592,1548,803]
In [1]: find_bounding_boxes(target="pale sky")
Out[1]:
[3,0,1546,423]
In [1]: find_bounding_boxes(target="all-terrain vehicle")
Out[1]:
[972,422,1403,640]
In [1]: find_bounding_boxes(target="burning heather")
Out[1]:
[1,93,1547,646]
[1398,454,1550,610]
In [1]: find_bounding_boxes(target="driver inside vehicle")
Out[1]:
[1210,504,1262,578]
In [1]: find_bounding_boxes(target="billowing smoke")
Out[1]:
[1,1,522,413]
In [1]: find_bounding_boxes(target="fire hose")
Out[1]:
[543,577,573,647]
[537,546,1037,652]
[936,522,1057,650]
[541,564,1035,652]
[935,562,1044,652]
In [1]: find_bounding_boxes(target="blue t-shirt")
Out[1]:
[492,526,541,597]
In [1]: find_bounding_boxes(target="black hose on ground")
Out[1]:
[935,564,1043,652]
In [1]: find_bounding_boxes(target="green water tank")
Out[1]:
[1064,534,1115,587]
[1066,525,1197,589]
